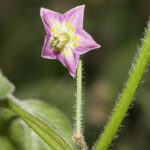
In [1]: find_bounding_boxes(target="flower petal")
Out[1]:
[63,5,85,31]
[75,29,100,54]
[42,35,56,59]
[56,50,79,77]
[40,8,62,35]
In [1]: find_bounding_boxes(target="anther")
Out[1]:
[50,33,70,51]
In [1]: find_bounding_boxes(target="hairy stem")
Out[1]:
[94,21,150,150]
[76,59,82,134]
[72,59,87,150]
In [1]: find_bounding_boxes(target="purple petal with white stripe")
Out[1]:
[63,5,85,31]
[57,52,79,77]
[42,35,57,59]
[40,8,62,35]
[75,30,100,54]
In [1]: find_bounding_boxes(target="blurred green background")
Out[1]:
[1,0,150,149]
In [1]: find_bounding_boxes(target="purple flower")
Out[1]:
[40,5,100,77]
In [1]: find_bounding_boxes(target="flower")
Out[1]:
[40,5,100,77]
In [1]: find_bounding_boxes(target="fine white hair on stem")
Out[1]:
[93,18,150,150]
[72,59,88,150]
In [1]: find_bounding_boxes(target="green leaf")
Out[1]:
[0,72,15,99]
[0,99,73,150]
[9,117,53,150]
[22,100,73,146]
[0,136,15,150]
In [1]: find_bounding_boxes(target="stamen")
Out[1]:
[50,33,70,52]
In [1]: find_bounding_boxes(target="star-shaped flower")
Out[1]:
[40,5,100,77]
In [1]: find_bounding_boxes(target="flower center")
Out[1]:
[50,33,70,52]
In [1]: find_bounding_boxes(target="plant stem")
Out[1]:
[94,21,150,150]
[72,59,88,149]
[76,59,82,134]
